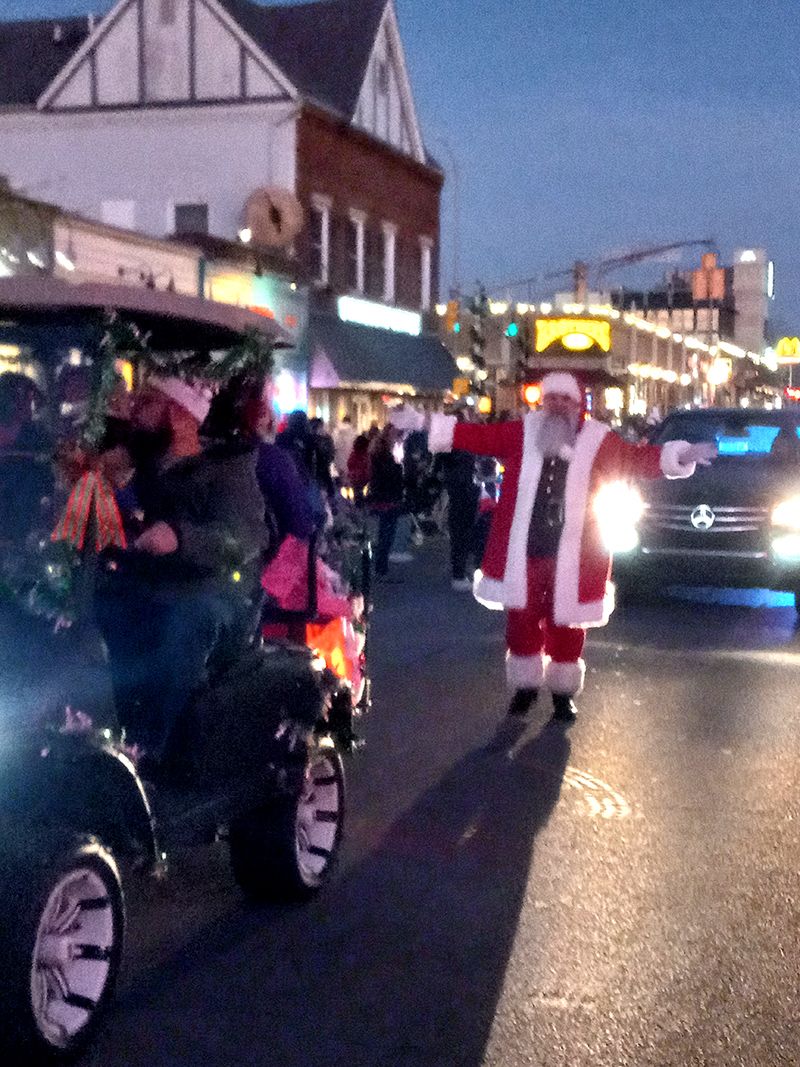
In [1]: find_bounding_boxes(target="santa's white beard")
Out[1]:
[538,412,579,456]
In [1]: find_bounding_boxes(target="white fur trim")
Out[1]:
[545,658,585,696]
[552,420,612,627]
[541,372,582,403]
[506,652,546,690]
[487,411,545,609]
[151,376,214,424]
[473,571,506,610]
[428,413,456,454]
[660,439,696,479]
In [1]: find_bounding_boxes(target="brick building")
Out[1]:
[0,0,455,426]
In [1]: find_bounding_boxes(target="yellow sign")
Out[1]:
[453,377,470,395]
[776,337,800,364]
[535,318,612,353]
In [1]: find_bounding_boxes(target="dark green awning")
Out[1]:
[308,313,456,393]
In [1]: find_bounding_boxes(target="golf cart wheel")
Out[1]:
[229,742,345,901]
[0,837,125,1063]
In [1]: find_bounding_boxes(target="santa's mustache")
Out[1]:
[538,411,579,456]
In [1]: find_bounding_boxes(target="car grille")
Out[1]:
[642,502,769,533]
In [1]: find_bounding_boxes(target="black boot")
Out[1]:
[506,688,538,717]
[551,693,577,724]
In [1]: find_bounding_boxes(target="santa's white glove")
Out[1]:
[388,405,426,432]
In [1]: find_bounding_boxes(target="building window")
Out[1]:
[364,225,383,299]
[159,0,176,26]
[309,199,330,286]
[347,212,366,294]
[174,203,209,236]
[382,222,396,304]
[420,237,433,311]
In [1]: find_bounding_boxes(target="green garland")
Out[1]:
[1,313,276,624]
[81,316,275,448]
[0,537,79,623]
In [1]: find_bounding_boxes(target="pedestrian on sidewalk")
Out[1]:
[437,409,480,591]
[391,373,716,725]
[368,423,405,580]
[347,433,372,506]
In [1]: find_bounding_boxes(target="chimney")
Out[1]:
[573,261,588,305]
[88,14,95,33]
[53,24,63,43]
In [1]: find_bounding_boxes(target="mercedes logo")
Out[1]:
[690,504,715,530]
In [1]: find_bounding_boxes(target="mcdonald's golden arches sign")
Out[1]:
[775,337,800,364]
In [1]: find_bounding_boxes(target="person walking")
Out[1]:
[347,433,372,506]
[392,373,716,724]
[437,411,480,590]
[332,414,357,485]
[368,423,405,580]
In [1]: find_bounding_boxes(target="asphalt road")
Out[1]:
[86,542,800,1067]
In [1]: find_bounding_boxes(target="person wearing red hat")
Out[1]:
[96,374,269,776]
[419,373,715,724]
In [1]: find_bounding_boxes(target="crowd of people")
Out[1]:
[9,363,712,747]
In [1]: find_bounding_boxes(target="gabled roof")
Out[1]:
[0,16,91,107]
[215,0,388,118]
[0,1,395,125]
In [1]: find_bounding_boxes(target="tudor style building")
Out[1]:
[0,0,453,425]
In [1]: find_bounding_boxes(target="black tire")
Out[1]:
[229,742,345,901]
[0,836,125,1063]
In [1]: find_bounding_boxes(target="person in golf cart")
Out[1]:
[94,372,269,778]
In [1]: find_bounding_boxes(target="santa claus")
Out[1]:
[416,373,715,724]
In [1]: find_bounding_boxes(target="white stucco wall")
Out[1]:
[0,101,297,241]
[53,217,201,294]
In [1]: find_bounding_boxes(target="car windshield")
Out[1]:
[652,411,800,459]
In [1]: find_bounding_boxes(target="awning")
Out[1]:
[308,313,456,393]
[0,275,292,350]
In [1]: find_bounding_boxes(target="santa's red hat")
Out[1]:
[540,372,583,404]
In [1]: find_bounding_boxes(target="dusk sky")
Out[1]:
[4,0,800,333]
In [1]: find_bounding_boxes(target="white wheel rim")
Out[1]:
[30,866,116,1048]
[295,753,342,884]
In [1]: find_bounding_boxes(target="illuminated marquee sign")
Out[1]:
[535,318,611,353]
[775,337,800,364]
[338,296,421,336]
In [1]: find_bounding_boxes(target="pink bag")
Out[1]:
[261,535,350,618]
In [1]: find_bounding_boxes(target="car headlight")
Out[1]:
[772,496,800,528]
[593,481,644,552]
[773,534,800,560]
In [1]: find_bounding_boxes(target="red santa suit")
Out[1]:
[428,409,696,696]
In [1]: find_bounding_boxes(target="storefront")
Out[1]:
[307,302,456,430]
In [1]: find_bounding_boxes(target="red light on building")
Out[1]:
[784,386,800,402]
[523,383,541,406]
